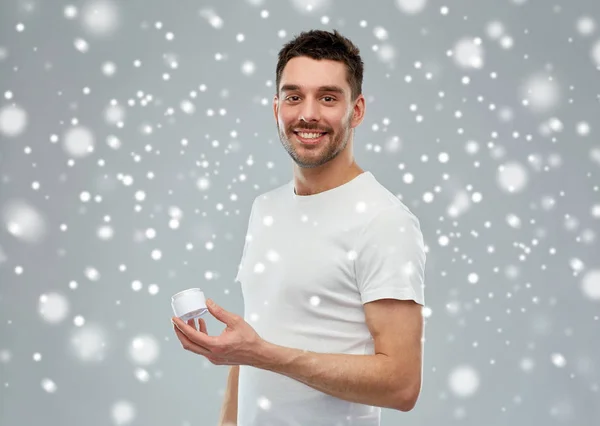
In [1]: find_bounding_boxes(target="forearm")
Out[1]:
[253,342,407,410]
[218,366,239,425]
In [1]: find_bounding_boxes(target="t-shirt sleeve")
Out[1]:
[354,205,426,306]
[235,198,258,284]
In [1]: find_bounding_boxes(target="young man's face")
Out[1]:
[274,56,364,169]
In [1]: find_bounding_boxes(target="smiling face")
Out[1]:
[274,56,365,169]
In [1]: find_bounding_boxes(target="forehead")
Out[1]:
[280,57,349,93]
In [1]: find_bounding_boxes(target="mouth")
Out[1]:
[293,131,328,145]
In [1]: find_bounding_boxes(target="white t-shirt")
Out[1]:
[235,171,426,426]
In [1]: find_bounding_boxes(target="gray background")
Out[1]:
[1,0,600,425]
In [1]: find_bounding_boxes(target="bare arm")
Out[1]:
[218,365,239,425]
[252,300,423,412]
[255,345,406,410]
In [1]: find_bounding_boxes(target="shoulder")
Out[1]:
[363,202,423,236]
[360,173,422,226]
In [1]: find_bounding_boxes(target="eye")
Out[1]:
[285,95,336,103]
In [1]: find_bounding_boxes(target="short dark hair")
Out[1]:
[275,29,364,102]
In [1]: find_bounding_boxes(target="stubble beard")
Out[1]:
[277,118,352,169]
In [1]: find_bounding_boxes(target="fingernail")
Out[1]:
[207,299,213,306]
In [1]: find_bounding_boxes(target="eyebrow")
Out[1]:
[280,84,345,95]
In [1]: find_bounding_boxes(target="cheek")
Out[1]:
[277,113,293,130]
[330,112,350,128]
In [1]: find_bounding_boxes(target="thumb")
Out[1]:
[206,299,236,324]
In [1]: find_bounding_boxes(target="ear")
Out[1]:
[350,94,366,129]
[273,95,279,122]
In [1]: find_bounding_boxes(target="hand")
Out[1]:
[186,316,208,334]
[172,298,266,367]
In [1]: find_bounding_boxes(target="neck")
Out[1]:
[293,159,365,196]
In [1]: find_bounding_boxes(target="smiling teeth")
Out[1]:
[298,132,324,139]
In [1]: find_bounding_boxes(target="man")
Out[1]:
[172,29,426,426]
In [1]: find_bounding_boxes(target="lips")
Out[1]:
[294,131,327,144]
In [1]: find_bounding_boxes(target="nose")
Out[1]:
[298,99,320,123]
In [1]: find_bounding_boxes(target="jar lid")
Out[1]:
[171,288,201,301]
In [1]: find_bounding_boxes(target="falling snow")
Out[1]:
[0,0,599,425]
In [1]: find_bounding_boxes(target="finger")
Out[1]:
[198,318,207,334]
[172,317,195,334]
[173,317,218,347]
[173,324,212,355]
[187,318,195,330]
[173,322,212,350]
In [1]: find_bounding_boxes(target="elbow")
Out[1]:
[395,394,418,412]
[394,382,421,412]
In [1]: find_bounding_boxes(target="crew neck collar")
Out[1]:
[291,171,372,202]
